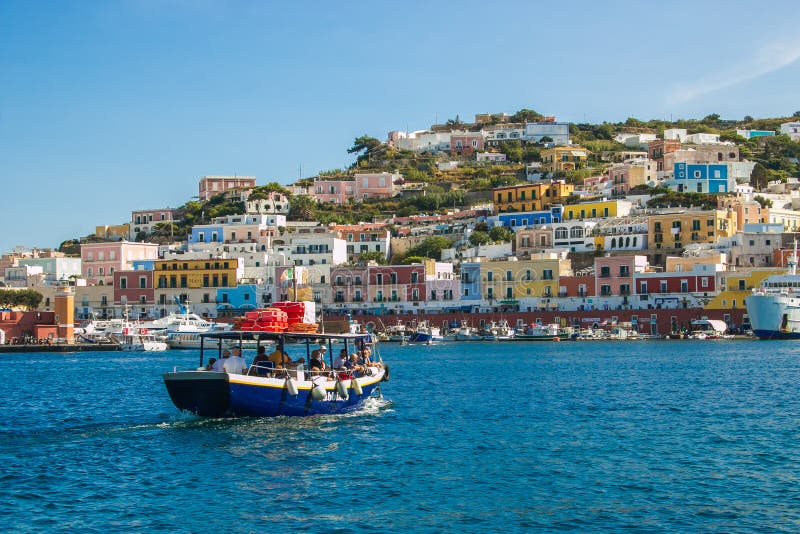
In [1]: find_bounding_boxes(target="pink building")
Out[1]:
[114,270,155,317]
[594,255,648,297]
[449,132,484,156]
[81,242,159,286]
[199,176,257,201]
[311,179,354,204]
[353,172,399,199]
[130,208,178,239]
[310,173,400,204]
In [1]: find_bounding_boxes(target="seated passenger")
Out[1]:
[206,357,217,371]
[211,351,228,372]
[268,347,292,368]
[309,349,326,372]
[249,345,273,376]
[344,353,365,375]
[223,348,247,374]
[333,348,348,370]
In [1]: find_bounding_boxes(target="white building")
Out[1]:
[685,132,722,145]
[525,122,570,145]
[780,121,800,141]
[664,128,687,142]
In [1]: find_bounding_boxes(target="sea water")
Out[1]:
[2,340,800,531]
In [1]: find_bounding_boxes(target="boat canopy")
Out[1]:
[199,330,373,343]
[690,319,727,333]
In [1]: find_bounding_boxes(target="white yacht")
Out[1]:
[745,243,800,339]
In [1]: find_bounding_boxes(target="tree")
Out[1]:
[469,231,490,246]
[356,251,387,265]
[489,226,514,243]
[288,194,317,221]
[511,109,544,122]
[753,195,773,209]
[750,163,769,190]
[347,135,382,155]
[498,140,523,162]
[405,236,452,260]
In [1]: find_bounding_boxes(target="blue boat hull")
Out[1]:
[164,371,385,417]
[752,329,800,340]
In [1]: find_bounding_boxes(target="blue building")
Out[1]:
[216,284,261,315]
[459,263,482,305]
[188,225,225,244]
[669,163,732,194]
[131,260,155,271]
[489,205,563,230]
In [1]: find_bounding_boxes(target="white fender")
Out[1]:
[285,377,298,396]
[336,380,349,400]
[311,385,326,400]
[351,377,363,395]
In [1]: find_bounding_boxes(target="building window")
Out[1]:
[120,277,127,289]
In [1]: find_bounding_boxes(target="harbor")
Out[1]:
[2,340,799,531]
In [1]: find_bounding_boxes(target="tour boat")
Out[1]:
[163,330,387,417]
[745,243,800,339]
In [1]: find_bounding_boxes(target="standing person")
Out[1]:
[224,347,247,374]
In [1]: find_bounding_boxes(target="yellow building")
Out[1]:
[154,258,239,289]
[704,268,780,310]
[562,199,631,221]
[648,209,736,250]
[493,181,574,213]
[480,255,571,302]
[541,146,589,172]
[666,252,727,272]
[95,224,130,240]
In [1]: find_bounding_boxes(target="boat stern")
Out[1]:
[163,371,231,417]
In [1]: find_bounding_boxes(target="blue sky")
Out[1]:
[1,0,799,253]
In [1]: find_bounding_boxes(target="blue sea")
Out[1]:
[2,340,800,532]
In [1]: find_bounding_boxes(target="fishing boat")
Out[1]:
[745,243,800,339]
[454,321,483,341]
[163,330,387,417]
[407,321,443,343]
[481,319,515,341]
[514,323,561,341]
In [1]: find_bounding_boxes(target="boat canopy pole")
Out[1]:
[199,336,205,368]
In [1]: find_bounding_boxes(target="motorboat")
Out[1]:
[481,319,515,341]
[163,330,388,417]
[454,321,483,341]
[115,331,168,352]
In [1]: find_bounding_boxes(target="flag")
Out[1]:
[280,267,294,282]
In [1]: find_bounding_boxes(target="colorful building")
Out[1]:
[540,146,588,172]
[80,241,159,286]
[647,210,736,250]
[199,176,257,201]
[493,181,574,212]
[668,163,733,194]
[480,255,570,303]
[562,199,632,221]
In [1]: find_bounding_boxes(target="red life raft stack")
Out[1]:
[273,301,318,334]
[236,308,289,332]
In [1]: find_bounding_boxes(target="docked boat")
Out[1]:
[454,321,483,341]
[481,319,515,341]
[745,243,800,339]
[407,321,443,343]
[163,330,387,417]
[514,323,560,341]
[115,331,168,352]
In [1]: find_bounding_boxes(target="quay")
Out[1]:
[0,343,122,353]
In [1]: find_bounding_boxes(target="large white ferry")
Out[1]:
[745,244,800,339]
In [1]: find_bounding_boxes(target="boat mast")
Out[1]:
[791,240,798,277]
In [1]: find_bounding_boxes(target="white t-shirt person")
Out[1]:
[223,353,247,374]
